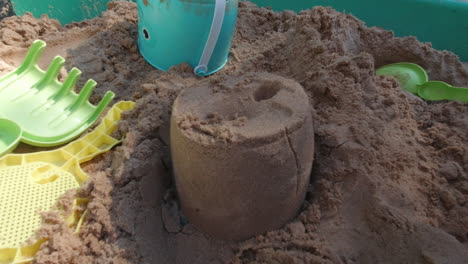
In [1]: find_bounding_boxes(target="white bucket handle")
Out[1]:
[194,0,226,76]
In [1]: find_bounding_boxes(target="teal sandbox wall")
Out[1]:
[11,0,468,61]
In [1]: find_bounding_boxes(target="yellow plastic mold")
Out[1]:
[0,101,135,264]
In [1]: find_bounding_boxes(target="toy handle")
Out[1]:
[451,86,468,103]
[194,0,226,77]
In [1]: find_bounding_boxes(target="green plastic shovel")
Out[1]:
[376,63,468,102]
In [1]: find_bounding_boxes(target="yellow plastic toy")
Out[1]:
[0,101,135,264]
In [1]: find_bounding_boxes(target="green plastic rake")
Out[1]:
[0,40,115,156]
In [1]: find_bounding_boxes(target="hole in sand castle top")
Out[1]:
[254,83,281,102]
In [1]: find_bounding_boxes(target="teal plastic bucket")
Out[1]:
[136,0,239,76]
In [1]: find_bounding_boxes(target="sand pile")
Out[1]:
[0,1,467,263]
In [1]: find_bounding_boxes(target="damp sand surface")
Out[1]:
[0,1,467,263]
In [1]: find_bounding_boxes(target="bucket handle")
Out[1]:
[194,0,226,76]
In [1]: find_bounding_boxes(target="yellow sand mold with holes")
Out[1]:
[0,101,135,264]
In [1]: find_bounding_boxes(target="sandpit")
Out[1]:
[0,1,467,263]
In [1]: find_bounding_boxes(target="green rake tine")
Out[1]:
[0,41,46,90]
[9,56,64,102]
[16,40,47,73]
[87,91,115,133]
[92,91,115,118]
[52,68,82,100]
[35,56,65,89]
[69,79,97,111]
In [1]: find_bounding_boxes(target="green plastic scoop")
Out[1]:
[0,39,115,156]
[0,119,22,157]
[376,63,468,102]
[376,63,429,94]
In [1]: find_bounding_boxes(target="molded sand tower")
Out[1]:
[171,73,314,240]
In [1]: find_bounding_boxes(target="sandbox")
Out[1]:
[0,1,467,263]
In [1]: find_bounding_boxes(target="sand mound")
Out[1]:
[0,1,466,263]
